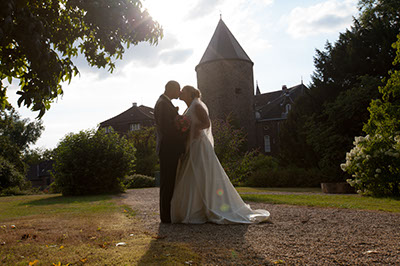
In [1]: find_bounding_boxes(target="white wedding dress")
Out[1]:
[171,98,270,224]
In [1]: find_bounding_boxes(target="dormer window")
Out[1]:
[130,123,141,131]
[105,126,113,133]
[285,104,291,113]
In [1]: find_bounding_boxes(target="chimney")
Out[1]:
[282,85,287,91]
[132,102,137,107]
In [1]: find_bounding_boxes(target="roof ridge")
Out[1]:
[137,105,154,119]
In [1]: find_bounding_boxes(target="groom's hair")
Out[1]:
[165,80,180,93]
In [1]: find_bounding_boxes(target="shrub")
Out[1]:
[246,166,322,187]
[342,36,400,197]
[47,181,62,194]
[212,116,247,164]
[212,117,323,187]
[223,152,277,186]
[127,127,158,176]
[124,174,155,189]
[0,155,26,191]
[212,116,253,185]
[0,186,25,196]
[52,129,135,196]
[341,134,400,196]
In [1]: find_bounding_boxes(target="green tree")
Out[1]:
[0,107,43,191]
[212,116,260,185]
[0,0,162,117]
[52,129,135,196]
[127,126,158,176]
[342,35,400,196]
[280,0,400,182]
[23,147,54,166]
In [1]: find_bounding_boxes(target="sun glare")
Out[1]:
[142,0,192,29]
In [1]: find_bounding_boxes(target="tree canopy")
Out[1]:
[342,35,400,196]
[0,0,162,117]
[0,107,43,191]
[279,0,400,182]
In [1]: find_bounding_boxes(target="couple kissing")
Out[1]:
[154,80,270,224]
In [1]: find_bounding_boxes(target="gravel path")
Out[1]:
[120,188,400,265]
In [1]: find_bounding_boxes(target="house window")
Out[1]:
[286,104,291,113]
[235,88,242,94]
[264,135,271,153]
[105,126,113,133]
[130,123,141,131]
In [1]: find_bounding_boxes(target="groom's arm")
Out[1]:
[156,101,181,139]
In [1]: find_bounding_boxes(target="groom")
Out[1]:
[154,80,186,223]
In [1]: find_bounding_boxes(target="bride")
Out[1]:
[170,85,270,224]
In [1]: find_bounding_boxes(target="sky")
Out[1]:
[7,0,360,150]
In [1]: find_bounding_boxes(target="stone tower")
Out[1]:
[195,19,256,148]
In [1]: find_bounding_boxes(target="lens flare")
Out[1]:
[220,203,230,212]
[217,189,224,196]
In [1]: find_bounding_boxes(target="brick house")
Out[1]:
[255,84,307,155]
[26,160,54,189]
[99,103,155,134]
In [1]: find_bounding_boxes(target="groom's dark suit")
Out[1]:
[154,94,185,223]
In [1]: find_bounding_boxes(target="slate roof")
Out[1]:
[100,104,154,128]
[196,19,253,68]
[255,84,307,121]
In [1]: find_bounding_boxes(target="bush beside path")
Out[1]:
[121,188,400,265]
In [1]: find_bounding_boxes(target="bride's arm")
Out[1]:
[194,104,210,131]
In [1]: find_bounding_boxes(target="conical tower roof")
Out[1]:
[196,19,253,68]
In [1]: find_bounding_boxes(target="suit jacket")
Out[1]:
[154,95,185,156]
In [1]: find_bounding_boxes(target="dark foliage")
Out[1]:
[124,174,155,189]
[280,0,400,182]
[0,0,163,116]
[52,129,135,196]
[127,126,158,176]
[0,107,43,193]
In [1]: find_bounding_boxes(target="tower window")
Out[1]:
[235,88,242,94]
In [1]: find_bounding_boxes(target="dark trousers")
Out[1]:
[159,150,180,223]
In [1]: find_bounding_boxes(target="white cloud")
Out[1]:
[185,0,225,20]
[160,48,193,64]
[117,33,194,68]
[286,0,358,39]
[260,0,274,5]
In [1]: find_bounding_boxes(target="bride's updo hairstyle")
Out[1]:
[183,85,201,100]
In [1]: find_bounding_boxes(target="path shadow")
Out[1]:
[137,222,270,265]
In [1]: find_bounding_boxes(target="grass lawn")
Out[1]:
[236,187,322,193]
[0,193,200,265]
[237,187,400,213]
[2,188,399,264]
